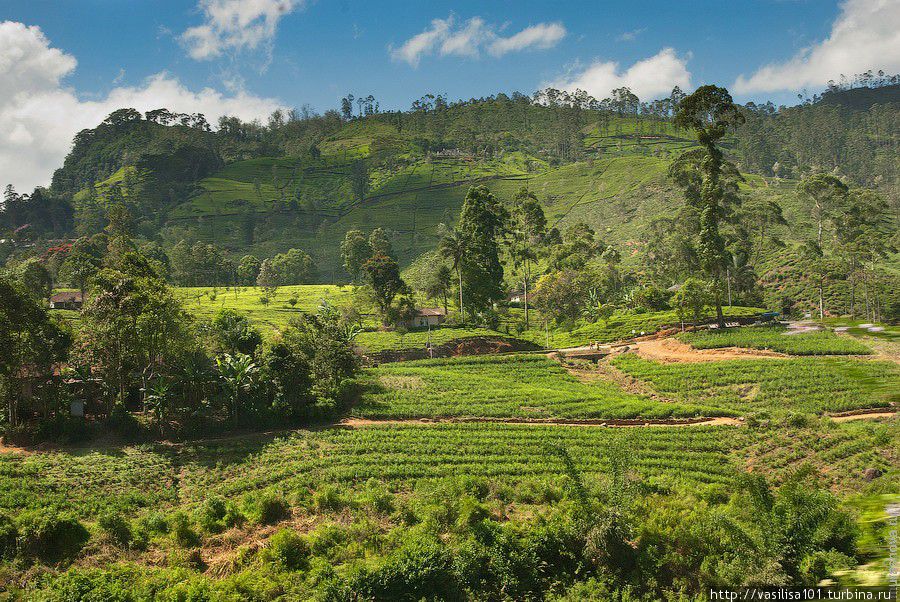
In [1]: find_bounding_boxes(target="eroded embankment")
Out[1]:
[339,416,743,428]
[364,336,542,364]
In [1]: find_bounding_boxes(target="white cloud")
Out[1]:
[181,0,303,60]
[550,48,692,100]
[733,0,900,94]
[390,16,566,67]
[0,21,285,191]
[616,28,646,43]
[488,22,566,57]
[389,17,452,67]
[441,17,491,58]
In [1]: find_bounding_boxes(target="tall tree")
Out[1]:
[0,276,70,426]
[673,85,745,327]
[368,227,395,259]
[363,253,405,323]
[798,174,848,247]
[340,230,373,283]
[508,187,547,327]
[438,225,469,316]
[456,186,508,315]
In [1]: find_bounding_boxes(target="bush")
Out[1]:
[170,512,200,548]
[17,511,90,563]
[0,513,17,560]
[243,492,290,525]
[361,480,395,515]
[137,511,169,535]
[265,528,310,571]
[351,537,462,601]
[314,485,349,513]
[97,510,132,548]
[198,496,244,534]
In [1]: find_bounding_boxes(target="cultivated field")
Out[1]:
[1,326,897,597]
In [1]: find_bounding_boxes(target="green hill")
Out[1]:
[4,85,893,298]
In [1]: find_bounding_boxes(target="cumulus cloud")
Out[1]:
[0,21,285,191]
[488,22,566,57]
[181,0,303,60]
[734,0,900,94]
[550,48,692,100]
[390,16,566,67]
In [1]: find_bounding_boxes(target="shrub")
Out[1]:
[137,512,169,535]
[170,512,200,548]
[17,511,90,563]
[243,492,290,525]
[351,537,461,601]
[97,510,132,548]
[361,480,394,515]
[265,528,310,571]
[314,485,349,513]
[196,496,243,534]
[0,513,17,560]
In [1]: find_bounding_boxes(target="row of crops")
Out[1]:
[678,324,873,355]
[355,354,722,419]
[611,354,898,416]
[177,424,743,506]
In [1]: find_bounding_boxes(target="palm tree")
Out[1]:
[726,250,756,306]
[216,353,258,426]
[438,225,468,317]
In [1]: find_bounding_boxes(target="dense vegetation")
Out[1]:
[1,79,897,321]
[0,80,897,599]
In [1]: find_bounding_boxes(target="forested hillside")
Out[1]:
[1,80,897,315]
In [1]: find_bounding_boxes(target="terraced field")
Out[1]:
[1,334,897,598]
[678,324,873,355]
[355,354,722,419]
[612,354,898,416]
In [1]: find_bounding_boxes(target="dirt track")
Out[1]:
[630,337,788,363]
[828,406,898,422]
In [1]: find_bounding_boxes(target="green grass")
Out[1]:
[0,446,176,519]
[354,325,515,353]
[612,354,898,416]
[175,284,356,332]
[355,354,719,419]
[678,324,873,355]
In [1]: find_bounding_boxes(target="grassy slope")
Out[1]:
[146,117,714,274]
[175,284,355,333]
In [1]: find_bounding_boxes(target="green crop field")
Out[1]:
[354,325,512,353]
[678,324,873,355]
[3,420,895,524]
[2,347,897,598]
[612,354,898,416]
[355,354,721,419]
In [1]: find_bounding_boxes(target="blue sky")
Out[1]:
[2,0,898,189]
[3,0,845,109]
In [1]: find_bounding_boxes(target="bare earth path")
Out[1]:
[629,337,788,363]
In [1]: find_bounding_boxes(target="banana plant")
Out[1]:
[215,353,258,426]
